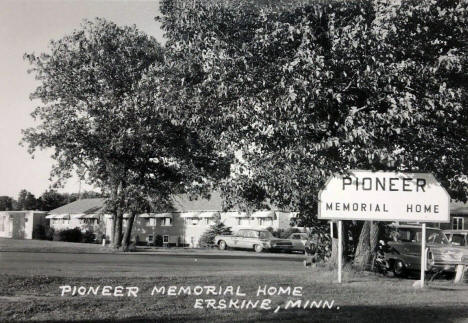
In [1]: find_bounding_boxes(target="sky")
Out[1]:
[0,0,165,199]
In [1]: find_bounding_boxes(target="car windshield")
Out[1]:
[259,231,273,239]
[393,228,449,244]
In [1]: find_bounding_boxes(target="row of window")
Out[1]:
[147,234,169,243]
[142,218,275,227]
[50,219,99,225]
[144,218,172,226]
[237,218,273,226]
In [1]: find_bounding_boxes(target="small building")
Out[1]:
[47,198,108,239]
[0,211,48,239]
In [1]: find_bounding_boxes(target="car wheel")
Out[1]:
[393,260,406,277]
[218,240,227,250]
[254,244,263,253]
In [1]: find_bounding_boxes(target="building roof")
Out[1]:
[171,192,224,212]
[450,201,468,215]
[48,194,227,215]
[49,198,106,214]
[48,191,278,215]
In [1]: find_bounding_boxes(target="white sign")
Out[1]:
[318,170,450,222]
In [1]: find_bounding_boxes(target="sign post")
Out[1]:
[420,223,426,287]
[337,220,342,283]
[318,170,450,286]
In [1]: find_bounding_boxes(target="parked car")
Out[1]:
[287,232,309,253]
[383,224,468,277]
[214,229,293,253]
[443,230,468,247]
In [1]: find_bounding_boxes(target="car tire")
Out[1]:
[393,260,406,277]
[254,244,263,253]
[218,240,227,250]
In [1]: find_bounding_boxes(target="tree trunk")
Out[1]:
[354,221,371,270]
[369,221,380,260]
[113,208,123,249]
[121,212,136,251]
[111,181,124,249]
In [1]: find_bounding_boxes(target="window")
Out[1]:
[259,217,273,227]
[163,235,169,243]
[147,235,154,242]
[146,218,156,226]
[191,218,199,225]
[81,219,98,225]
[238,218,249,226]
[452,217,464,230]
[163,217,172,226]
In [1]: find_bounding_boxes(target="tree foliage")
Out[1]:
[159,0,468,222]
[198,219,232,247]
[22,18,231,250]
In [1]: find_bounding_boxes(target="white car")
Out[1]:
[287,233,309,253]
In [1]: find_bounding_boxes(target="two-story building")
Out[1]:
[47,192,298,247]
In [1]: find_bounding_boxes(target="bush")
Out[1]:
[33,223,54,240]
[199,220,232,248]
[306,224,332,263]
[32,223,47,240]
[154,235,163,247]
[45,227,55,240]
[53,227,82,242]
[81,230,96,243]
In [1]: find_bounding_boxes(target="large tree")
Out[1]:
[159,0,468,267]
[22,18,229,250]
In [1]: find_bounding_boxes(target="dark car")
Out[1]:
[287,232,309,253]
[384,224,468,277]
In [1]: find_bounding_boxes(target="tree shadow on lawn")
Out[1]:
[22,305,468,323]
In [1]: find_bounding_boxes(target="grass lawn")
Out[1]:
[1,268,468,322]
[0,238,110,254]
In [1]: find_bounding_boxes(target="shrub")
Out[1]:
[32,223,47,240]
[33,223,54,240]
[307,223,332,263]
[81,230,96,243]
[53,227,82,242]
[45,227,55,240]
[199,220,232,248]
[154,235,163,247]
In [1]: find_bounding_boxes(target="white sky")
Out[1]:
[0,0,165,199]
